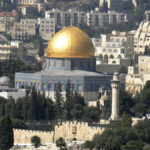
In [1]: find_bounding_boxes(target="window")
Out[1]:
[88,61,91,68]
[61,84,64,91]
[54,61,56,66]
[102,49,106,52]
[106,43,110,47]
[62,60,65,67]
[113,49,118,53]
[78,83,82,91]
[112,44,116,48]
[90,84,93,91]
[140,38,143,41]
[108,49,112,53]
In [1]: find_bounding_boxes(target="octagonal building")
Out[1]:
[15,25,113,101]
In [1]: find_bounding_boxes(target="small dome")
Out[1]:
[99,86,108,92]
[0,76,11,84]
[100,95,109,100]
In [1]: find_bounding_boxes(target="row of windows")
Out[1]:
[16,82,103,91]
[106,43,122,48]
[47,60,92,68]
[102,49,118,53]
[134,45,143,48]
[110,38,126,42]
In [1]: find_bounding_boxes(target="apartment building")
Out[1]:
[0,40,27,61]
[0,12,19,32]
[99,0,123,11]
[11,0,44,4]
[7,19,37,40]
[12,0,46,12]
[87,10,126,27]
[45,9,126,27]
[45,8,87,26]
[37,18,55,38]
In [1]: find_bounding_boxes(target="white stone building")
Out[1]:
[125,55,150,96]
[45,8,87,27]
[0,76,26,100]
[0,40,27,61]
[7,19,37,40]
[45,8,127,27]
[37,18,55,39]
[87,10,126,27]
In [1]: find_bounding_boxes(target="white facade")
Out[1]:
[37,18,55,38]
[87,10,125,27]
[0,40,26,61]
[0,90,26,100]
[45,9,126,27]
[45,8,87,26]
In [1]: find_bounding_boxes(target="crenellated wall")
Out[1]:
[13,129,54,144]
[13,121,106,144]
[54,121,106,141]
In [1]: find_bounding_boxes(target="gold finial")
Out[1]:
[70,17,72,26]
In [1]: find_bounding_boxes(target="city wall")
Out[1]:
[14,121,106,144]
[54,121,106,141]
[13,129,54,144]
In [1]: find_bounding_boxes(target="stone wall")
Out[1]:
[14,129,54,144]
[54,121,106,142]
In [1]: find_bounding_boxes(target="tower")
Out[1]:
[110,72,120,120]
[145,10,150,21]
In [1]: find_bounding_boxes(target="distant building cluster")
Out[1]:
[45,8,127,27]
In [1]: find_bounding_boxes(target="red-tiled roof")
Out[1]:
[20,4,31,7]
[0,12,18,17]
[0,47,17,49]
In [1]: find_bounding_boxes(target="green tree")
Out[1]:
[31,136,41,148]
[0,101,5,117]
[10,98,16,119]
[0,115,14,150]
[38,39,44,57]
[55,82,64,119]
[56,137,66,150]
[83,141,96,150]
[28,86,38,120]
[119,89,134,116]
[12,119,28,129]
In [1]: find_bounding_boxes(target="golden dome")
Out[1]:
[47,26,95,58]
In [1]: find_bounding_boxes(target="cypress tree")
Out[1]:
[55,82,64,119]
[0,115,14,150]
[38,39,44,57]
[0,102,5,117]
[105,1,108,12]
[10,99,16,119]
[28,86,38,120]
[46,106,50,120]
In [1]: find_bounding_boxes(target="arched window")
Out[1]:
[112,44,116,47]
[90,84,93,91]
[61,84,64,91]
[16,81,19,88]
[49,83,52,91]
[111,38,114,42]
[112,61,116,64]
[118,55,122,59]
[54,83,58,91]
[34,83,37,90]
[72,84,76,91]
[108,49,112,53]
[104,55,108,63]
[113,49,118,53]
[78,83,82,91]
[85,83,88,91]
[72,61,75,68]
[110,55,114,58]
[122,38,125,42]
[80,61,84,68]
[106,43,110,47]
[53,61,56,66]
[62,60,65,67]
[94,84,97,91]
[49,60,51,66]
[43,83,46,91]
[99,54,103,59]
[102,49,106,52]
[88,61,91,68]
[118,44,121,47]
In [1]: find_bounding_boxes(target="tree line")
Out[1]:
[0,59,42,86]
[0,80,99,122]
[84,116,150,150]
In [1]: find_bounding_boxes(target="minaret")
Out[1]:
[110,72,120,120]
